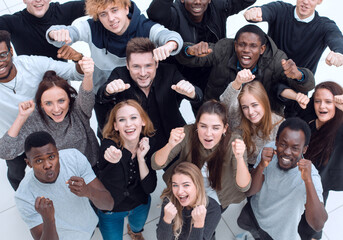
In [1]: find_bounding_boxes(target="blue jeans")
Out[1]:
[98,196,151,240]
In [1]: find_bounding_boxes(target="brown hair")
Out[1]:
[35,71,77,124]
[160,162,207,237]
[238,81,281,157]
[305,81,343,168]
[86,0,131,20]
[102,99,155,147]
[126,37,156,63]
[188,100,230,191]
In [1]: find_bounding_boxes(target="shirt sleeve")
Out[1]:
[156,199,174,240]
[71,149,96,184]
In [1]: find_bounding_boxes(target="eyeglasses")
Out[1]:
[0,50,10,62]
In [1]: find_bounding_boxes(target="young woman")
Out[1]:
[220,79,284,167]
[0,57,99,166]
[298,81,343,240]
[152,100,251,210]
[157,162,221,240]
[97,99,157,240]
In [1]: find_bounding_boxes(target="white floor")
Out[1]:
[1,0,343,239]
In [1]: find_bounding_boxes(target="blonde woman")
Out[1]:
[157,162,221,240]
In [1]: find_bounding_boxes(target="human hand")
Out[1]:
[297,158,312,183]
[281,59,302,80]
[105,79,130,95]
[57,45,82,61]
[79,57,94,76]
[260,147,275,168]
[171,80,196,99]
[234,69,255,87]
[137,137,150,160]
[244,7,263,22]
[35,197,55,222]
[295,92,310,109]
[104,146,122,164]
[325,51,343,67]
[334,95,343,111]
[163,202,177,224]
[232,139,246,161]
[18,100,35,118]
[186,42,213,57]
[153,41,177,61]
[66,176,90,198]
[168,127,185,148]
[48,29,72,44]
[191,205,207,228]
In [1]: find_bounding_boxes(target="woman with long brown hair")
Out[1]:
[152,100,251,211]
[157,162,221,240]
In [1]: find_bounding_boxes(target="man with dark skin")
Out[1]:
[240,118,327,239]
[15,131,114,240]
[177,24,314,116]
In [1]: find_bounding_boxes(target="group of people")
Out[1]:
[1,0,343,239]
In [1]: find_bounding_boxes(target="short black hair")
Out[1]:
[24,131,56,154]
[234,24,267,45]
[0,30,11,50]
[276,117,311,146]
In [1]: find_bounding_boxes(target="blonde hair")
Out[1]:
[86,0,131,20]
[238,81,281,157]
[160,162,207,238]
[102,100,155,148]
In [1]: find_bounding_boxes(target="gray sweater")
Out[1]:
[0,85,99,166]
[156,197,221,240]
[220,82,284,165]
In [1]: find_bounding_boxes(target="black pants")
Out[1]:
[5,153,27,190]
[237,200,273,240]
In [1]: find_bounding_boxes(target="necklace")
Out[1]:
[0,77,17,94]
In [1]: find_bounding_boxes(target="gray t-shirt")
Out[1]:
[250,142,323,240]
[15,148,98,240]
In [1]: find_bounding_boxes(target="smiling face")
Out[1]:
[240,92,265,124]
[127,52,158,92]
[181,0,210,23]
[41,86,70,123]
[24,0,51,18]
[197,113,227,150]
[172,173,197,207]
[235,32,266,70]
[114,105,145,144]
[0,42,15,82]
[296,0,322,20]
[314,88,336,128]
[275,127,307,170]
[98,3,130,36]
[26,143,60,183]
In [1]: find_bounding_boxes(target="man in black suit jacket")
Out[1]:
[97,37,202,154]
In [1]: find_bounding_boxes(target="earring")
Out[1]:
[222,132,226,137]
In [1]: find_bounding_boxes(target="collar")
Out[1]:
[237,61,258,74]
[294,8,315,23]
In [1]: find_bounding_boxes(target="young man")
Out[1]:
[244,0,343,74]
[15,131,114,240]
[97,37,202,155]
[147,0,256,110]
[46,0,183,93]
[0,0,85,60]
[177,24,314,116]
[238,118,327,240]
[0,30,83,190]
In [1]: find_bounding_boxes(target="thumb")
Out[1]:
[281,59,286,65]
[207,48,213,54]
[125,83,131,89]
[171,85,176,90]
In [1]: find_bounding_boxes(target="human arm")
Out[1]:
[298,159,328,231]
[326,51,343,67]
[7,100,35,138]
[232,139,251,189]
[152,127,185,169]
[323,18,343,67]
[244,7,263,22]
[147,0,179,30]
[149,23,183,59]
[246,147,275,196]
[29,197,58,240]
[280,89,310,109]
[156,200,176,240]
[66,176,114,211]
